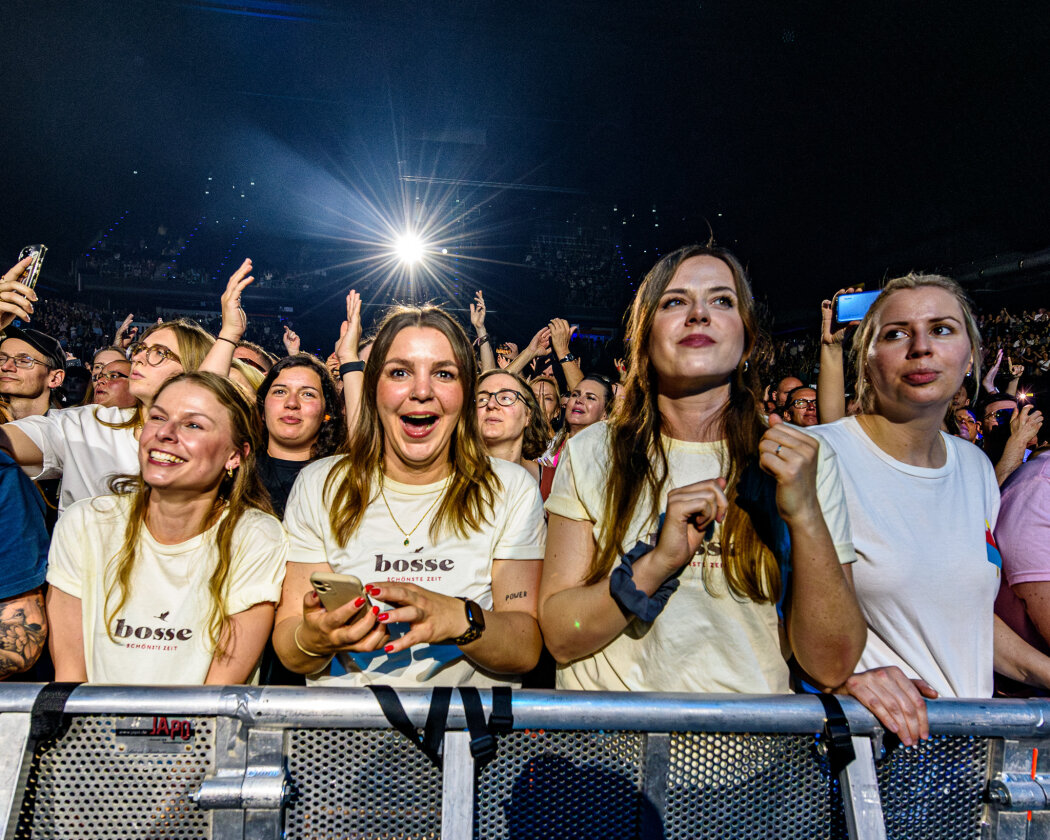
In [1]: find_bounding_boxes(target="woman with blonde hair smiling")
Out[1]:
[539,244,866,693]
[276,304,545,687]
[46,372,287,684]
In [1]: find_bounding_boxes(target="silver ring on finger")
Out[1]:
[775,444,783,455]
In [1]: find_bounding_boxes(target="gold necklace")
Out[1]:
[380,477,451,546]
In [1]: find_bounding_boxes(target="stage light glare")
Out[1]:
[394,233,426,265]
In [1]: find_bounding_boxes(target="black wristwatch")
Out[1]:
[559,352,577,363]
[448,597,486,646]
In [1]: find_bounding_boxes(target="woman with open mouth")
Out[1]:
[275,304,546,687]
[45,372,287,684]
[538,243,867,695]
[537,374,613,500]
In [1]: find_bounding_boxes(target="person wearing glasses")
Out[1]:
[477,369,553,483]
[0,259,255,514]
[0,327,66,420]
[91,359,134,409]
[783,386,819,427]
[0,318,215,514]
[276,304,545,687]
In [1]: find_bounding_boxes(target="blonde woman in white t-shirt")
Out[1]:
[539,244,866,693]
[276,305,545,686]
[46,372,287,684]
[809,274,1050,746]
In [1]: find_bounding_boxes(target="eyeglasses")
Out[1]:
[991,407,1015,424]
[92,371,130,383]
[476,389,525,408]
[791,398,817,409]
[128,343,182,367]
[0,352,49,370]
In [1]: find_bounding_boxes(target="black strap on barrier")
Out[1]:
[460,686,512,769]
[367,685,452,768]
[29,682,78,742]
[816,692,857,777]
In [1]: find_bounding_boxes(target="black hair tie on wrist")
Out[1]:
[339,361,365,377]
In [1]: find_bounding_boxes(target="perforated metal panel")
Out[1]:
[876,735,990,840]
[284,729,443,840]
[15,715,213,840]
[663,732,847,840]
[475,729,646,839]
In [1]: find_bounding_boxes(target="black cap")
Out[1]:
[1,326,66,370]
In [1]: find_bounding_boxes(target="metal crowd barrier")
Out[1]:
[0,685,1048,840]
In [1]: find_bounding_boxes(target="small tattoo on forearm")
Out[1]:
[504,591,527,602]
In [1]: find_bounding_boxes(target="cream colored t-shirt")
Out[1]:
[283,455,546,687]
[47,495,288,684]
[545,421,855,693]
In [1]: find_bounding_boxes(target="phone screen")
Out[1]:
[834,290,880,323]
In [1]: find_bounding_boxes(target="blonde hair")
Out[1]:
[851,273,981,414]
[325,305,501,546]
[102,372,273,655]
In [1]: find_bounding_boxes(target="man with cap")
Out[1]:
[0,326,66,420]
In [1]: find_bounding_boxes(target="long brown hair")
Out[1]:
[592,244,779,603]
[100,318,216,431]
[324,304,501,546]
[102,372,273,654]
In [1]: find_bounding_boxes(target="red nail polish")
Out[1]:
[370,587,381,597]
[377,612,389,621]
[384,644,395,653]
[353,597,365,608]
[372,605,380,615]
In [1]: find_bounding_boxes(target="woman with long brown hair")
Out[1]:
[539,244,866,692]
[46,372,287,684]
[275,304,545,686]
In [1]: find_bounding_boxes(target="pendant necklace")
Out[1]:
[380,477,451,546]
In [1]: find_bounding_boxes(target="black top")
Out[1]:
[257,452,311,519]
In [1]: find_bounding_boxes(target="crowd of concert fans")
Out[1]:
[1,242,1048,750]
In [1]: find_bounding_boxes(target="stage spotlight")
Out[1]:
[394,233,426,265]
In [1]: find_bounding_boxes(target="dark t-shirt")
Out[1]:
[257,453,311,519]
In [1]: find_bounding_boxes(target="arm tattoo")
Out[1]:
[0,591,47,679]
[504,591,528,602]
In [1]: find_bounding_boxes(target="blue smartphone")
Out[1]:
[834,290,880,324]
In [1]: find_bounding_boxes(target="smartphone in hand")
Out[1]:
[17,244,47,290]
[310,572,372,623]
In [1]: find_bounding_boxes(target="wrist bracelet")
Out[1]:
[609,538,686,623]
[216,336,238,347]
[294,623,328,658]
[338,360,365,377]
[474,334,491,346]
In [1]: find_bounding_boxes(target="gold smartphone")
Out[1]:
[17,244,47,290]
[310,572,372,622]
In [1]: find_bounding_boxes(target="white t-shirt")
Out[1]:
[10,404,140,513]
[807,417,1001,698]
[283,456,546,687]
[544,421,856,693]
[47,495,288,685]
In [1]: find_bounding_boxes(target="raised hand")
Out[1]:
[821,288,861,346]
[114,313,134,344]
[469,290,487,334]
[218,258,254,343]
[758,414,822,522]
[334,289,363,364]
[983,348,1004,394]
[548,318,575,358]
[282,324,301,356]
[0,256,39,331]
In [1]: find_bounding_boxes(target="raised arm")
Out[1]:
[758,416,866,687]
[817,289,859,424]
[995,404,1043,486]
[470,291,496,372]
[548,318,583,390]
[0,256,37,332]
[200,258,254,376]
[507,326,552,376]
[333,290,364,434]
